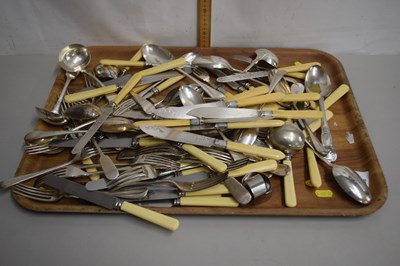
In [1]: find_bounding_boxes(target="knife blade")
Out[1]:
[152,101,226,119]
[188,107,323,120]
[140,125,285,160]
[216,70,270,83]
[42,175,179,231]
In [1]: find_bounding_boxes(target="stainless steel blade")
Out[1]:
[152,101,225,119]
[132,93,156,114]
[50,138,136,148]
[140,125,218,148]
[42,175,118,209]
[187,107,273,119]
[216,71,270,83]
[72,103,115,155]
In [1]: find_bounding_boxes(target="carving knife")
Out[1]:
[140,125,285,160]
[42,175,180,231]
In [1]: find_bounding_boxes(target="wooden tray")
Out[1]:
[12,46,388,216]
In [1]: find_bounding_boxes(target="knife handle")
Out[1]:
[99,59,146,67]
[278,62,321,73]
[130,83,153,94]
[181,166,211,175]
[280,92,320,102]
[223,85,268,102]
[138,137,167,147]
[64,85,118,103]
[155,75,185,93]
[306,147,322,188]
[271,110,323,119]
[182,144,227,173]
[285,72,306,79]
[185,184,230,196]
[226,141,285,160]
[227,120,285,129]
[119,201,180,231]
[179,196,239,207]
[134,119,191,128]
[234,92,285,107]
[324,84,350,109]
[228,159,278,178]
[114,58,187,105]
[283,159,297,207]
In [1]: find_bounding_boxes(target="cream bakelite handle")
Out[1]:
[113,58,187,105]
[64,85,118,103]
[179,196,239,207]
[283,159,297,207]
[271,110,323,120]
[133,119,191,128]
[182,144,227,173]
[137,137,167,147]
[324,84,350,109]
[181,166,211,175]
[235,92,285,107]
[307,110,333,132]
[226,141,285,160]
[185,184,230,196]
[306,147,322,188]
[155,75,185,93]
[228,160,278,178]
[227,120,284,129]
[99,59,146,67]
[119,201,179,231]
[280,92,320,102]
[224,86,269,102]
[278,62,321,73]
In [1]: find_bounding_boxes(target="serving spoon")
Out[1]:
[36,44,91,125]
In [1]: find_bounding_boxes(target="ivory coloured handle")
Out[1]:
[120,201,179,231]
[283,159,297,207]
[227,120,285,129]
[306,147,322,188]
[280,92,320,102]
[133,119,191,128]
[63,85,118,103]
[185,184,230,196]
[278,62,321,73]
[235,92,285,107]
[224,86,268,102]
[179,196,239,207]
[272,110,323,119]
[228,159,278,178]
[99,59,146,66]
[182,144,227,173]
[226,141,285,160]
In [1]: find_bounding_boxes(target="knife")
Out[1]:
[187,107,323,120]
[216,70,270,83]
[152,101,226,119]
[140,125,285,160]
[42,175,179,231]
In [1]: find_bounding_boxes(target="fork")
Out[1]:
[0,147,100,189]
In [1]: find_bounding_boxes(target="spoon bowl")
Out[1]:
[178,84,205,106]
[63,103,102,121]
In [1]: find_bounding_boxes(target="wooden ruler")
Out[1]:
[197,0,212,47]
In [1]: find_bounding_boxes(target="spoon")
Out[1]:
[35,44,91,125]
[141,44,225,99]
[100,117,137,133]
[63,103,101,121]
[268,121,305,207]
[306,139,372,204]
[179,84,205,106]
[95,64,119,79]
[305,65,337,161]
[243,48,279,72]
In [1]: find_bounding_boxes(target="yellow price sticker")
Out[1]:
[315,190,334,198]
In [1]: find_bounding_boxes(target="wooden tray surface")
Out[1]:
[12,46,388,216]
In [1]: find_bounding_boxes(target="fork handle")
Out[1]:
[0,160,73,189]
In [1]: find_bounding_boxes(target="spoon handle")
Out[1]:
[51,74,74,113]
[306,147,322,188]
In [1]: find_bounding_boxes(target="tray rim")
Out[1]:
[11,46,388,217]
